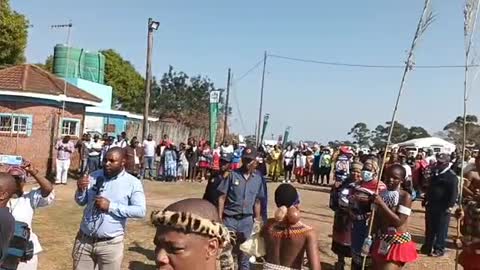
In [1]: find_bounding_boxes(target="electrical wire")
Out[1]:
[230,82,248,134]
[233,58,264,83]
[268,53,480,69]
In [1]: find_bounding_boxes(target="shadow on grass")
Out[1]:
[128,261,156,270]
[128,242,155,261]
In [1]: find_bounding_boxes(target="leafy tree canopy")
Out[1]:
[35,55,53,72]
[151,66,227,129]
[0,0,29,66]
[100,49,145,112]
[443,115,480,146]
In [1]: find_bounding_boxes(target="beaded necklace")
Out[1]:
[268,221,312,239]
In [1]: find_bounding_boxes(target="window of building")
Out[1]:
[61,118,80,137]
[0,114,32,135]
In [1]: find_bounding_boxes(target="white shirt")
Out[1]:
[8,188,55,255]
[143,140,156,157]
[115,139,128,148]
[402,164,412,180]
[87,140,103,156]
[220,145,234,155]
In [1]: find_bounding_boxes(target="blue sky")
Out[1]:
[12,0,480,142]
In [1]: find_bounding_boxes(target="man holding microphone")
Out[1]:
[73,147,146,270]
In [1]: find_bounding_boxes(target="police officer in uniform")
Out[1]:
[217,147,265,270]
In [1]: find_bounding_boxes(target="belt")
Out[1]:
[378,232,412,245]
[78,231,116,242]
[225,214,253,220]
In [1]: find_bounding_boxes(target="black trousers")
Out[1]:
[424,207,451,253]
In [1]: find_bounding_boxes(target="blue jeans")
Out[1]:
[424,207,451,253]
[143,156,155,178]
[223,216,254,270]
[87,156,100,172]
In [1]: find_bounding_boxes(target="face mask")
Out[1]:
[361,170,374,182]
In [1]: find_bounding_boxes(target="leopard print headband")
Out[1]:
[151,210,233,247]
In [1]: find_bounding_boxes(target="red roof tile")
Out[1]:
[0,64,102,103]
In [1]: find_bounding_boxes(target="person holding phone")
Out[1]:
[7,162,54,270]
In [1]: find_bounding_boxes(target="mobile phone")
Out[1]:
[0,155,23,166]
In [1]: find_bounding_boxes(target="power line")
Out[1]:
[230,78,248,134]
[233,58,264,83]
[268,53,480,69]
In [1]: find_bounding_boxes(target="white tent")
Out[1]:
[391,137,456,154]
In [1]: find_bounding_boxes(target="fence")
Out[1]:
[126,120,209,144]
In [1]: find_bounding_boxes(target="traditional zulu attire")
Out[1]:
[371,189,417,265]
[263,220,313,270]
[330,178,356,258]
[459,200,480,270]
[349,180,386,270]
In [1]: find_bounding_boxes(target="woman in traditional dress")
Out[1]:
[197,141,212,182]
[349,159,386,270]
[330,161,362,270]
[210,143,221,179]
[370,164,418,269]
[269,145,283,182]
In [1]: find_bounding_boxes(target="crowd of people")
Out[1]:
[1,132,480,270]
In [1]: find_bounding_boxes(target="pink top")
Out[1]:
[56,141,75,160]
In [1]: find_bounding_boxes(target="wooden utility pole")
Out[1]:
[256,51,267,147]
[223,68,231,141]
[142,18,159,141]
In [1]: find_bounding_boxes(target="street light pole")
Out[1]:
[142,18,159,141]
[256,51,267,147]
[223,68,231,142]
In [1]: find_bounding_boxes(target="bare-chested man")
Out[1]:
[262,184,321,270]
[463,155,480,200]
[151,198,233,270]
[370,164,417,270]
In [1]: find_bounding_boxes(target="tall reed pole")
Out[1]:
[456,1,480,269]
[361,1,434,269]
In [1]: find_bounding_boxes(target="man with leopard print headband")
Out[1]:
[151,198,234,270]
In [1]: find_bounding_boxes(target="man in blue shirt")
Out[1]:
[217,147,265,270]
[73,147,146,270]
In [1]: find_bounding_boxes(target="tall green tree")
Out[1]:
[443,115,480,146]
[407,126,430,140]
[371,121,410,149]
[348,122,371,147]
[151,66,227,129]
[0,0,29,66]
[100,49,145,111]
[35,55,53,72]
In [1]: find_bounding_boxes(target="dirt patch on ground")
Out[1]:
[32,181,459,269]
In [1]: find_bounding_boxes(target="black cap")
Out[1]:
[437,153,450,163]
[242,147,257,160]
